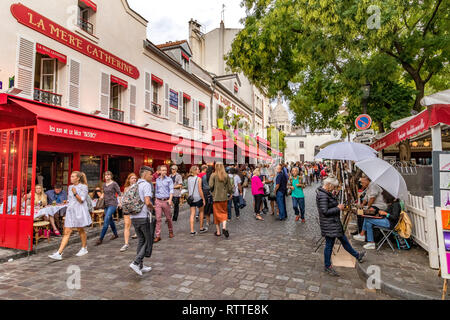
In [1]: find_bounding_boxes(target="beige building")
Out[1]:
[0,0,213,144]
[187,19,271,138]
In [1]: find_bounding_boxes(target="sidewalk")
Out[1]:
[349,225,444,300]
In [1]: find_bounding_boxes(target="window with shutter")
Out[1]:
[130,84,136,124]
[68,59,81,108]
[164,83,169,119]
[192,99,197,129]
[100,72,110,115]
[178,91,183,124]
[145,72,152,111]
[16,37,35,98]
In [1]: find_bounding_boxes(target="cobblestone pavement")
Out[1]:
[0,182,392,300]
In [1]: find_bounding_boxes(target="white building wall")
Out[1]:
[285,133,338,162]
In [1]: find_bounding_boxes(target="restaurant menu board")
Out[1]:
[436,208,450,279]
[80,156,101,190]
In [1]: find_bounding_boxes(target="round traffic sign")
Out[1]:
[355,114,372,130]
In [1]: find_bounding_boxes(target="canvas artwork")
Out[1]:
[440,154,450,171]
[442,190,450,209]
[440,172,450,189]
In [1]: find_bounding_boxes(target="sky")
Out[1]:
[127,0,247,45]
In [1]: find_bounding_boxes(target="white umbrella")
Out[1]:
[315,141,378,162]
[355,157,408,200]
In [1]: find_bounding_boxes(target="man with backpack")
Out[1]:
[125,166,155,276]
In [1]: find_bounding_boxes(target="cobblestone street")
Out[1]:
[0,183,392,300]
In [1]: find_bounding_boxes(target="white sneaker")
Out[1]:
[130,263,143,276]
[363,242,376,250]
[120,244,129,252]
[48,252,62,260]
[141,265,152,273]
[353,234,366,242]
[75,247,88,257]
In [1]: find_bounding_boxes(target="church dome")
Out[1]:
[271,99,290,122]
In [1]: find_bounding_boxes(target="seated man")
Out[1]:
[45,184,68,235]
[353,191,401,249]
[45,184,67,204]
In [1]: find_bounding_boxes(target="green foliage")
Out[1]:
[227,0,449,132]
[266,126,287,152]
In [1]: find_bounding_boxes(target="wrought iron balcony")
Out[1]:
[34,88,62,106]
[151,102,162,116]
[78,18,94,35]
[109,108,124,122]
[183,117,190,127]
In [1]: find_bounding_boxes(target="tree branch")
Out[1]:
[423,0,442,37]
[424,70,434,83]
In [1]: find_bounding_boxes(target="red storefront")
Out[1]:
[0,94,228,250]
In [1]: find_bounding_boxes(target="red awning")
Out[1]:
[183,93,191,101]
[36,43,67,64]
[199,102,205,109]
[0,95,216,157]
[371,104,450,151]
[111,75,128,89]
[80,0,97,12]
[181,52,190,61]
[151,74,163,86]
[257,136,270,147]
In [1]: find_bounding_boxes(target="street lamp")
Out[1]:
[361,82,371,114]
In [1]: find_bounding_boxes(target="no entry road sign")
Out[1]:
[355,114,372,131]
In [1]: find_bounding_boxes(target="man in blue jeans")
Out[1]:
[227,168,242,220]
[275,164,288,221]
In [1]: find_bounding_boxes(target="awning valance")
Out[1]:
[36,43,67,64]
[80,0,97,12]
[111,75,128,89]
[181,52,190,61]
[151,74,163,86]
[371,105,450,151]
[199,102,205,109]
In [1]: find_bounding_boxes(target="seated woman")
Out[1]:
[353,190,401,249]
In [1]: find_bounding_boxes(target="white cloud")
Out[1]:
[127,0,246,44]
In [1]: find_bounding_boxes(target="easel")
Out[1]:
[439,268,448,300]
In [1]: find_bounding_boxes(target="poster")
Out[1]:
[436,208,450,279]
[441,190,450,209]
[440,154,450,171]
[440,172,450,189]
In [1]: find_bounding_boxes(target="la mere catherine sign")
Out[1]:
[10,3,139,80]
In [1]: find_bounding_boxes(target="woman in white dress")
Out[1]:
[49,171,92,260]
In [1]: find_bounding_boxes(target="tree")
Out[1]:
[267,126,286,153]
[227,0,449,131]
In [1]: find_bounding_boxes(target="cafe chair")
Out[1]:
[91,209,104,228]
[33,220,51,245]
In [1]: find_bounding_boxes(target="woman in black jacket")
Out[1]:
[316,177,366,277]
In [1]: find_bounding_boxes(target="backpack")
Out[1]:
[394,233,411,250]
[121,182,145,215]
[394,211,412,239]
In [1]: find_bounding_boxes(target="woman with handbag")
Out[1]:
[96,171,121,246]
[251,168,265,221]
[187,166,206,236]
[48,171,92,260]
[209,163,233,237]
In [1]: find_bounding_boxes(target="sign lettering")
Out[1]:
[11,4,139,79]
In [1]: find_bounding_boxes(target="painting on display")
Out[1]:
[440,154,450,171]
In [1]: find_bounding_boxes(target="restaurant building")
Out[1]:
[0,0,236,250]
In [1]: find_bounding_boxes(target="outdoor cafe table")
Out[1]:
[31,204,68,220]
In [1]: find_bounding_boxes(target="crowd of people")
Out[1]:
[40,159,407,279]
[44,161,332,275]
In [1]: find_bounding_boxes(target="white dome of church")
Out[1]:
[269,98,291,133]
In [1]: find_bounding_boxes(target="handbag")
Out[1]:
[94,197,105,210]
[187,177,198,206]
[263,184,270,197]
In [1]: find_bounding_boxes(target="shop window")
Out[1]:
[80,155,101,190]
[110,83,124,121]
[34,54,62,106]
[151,80,162,116]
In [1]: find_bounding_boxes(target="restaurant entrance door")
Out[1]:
[0,126,37,251]
[108,156,134,187]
